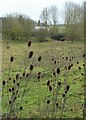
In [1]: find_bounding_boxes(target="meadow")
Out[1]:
[2,39,85,118]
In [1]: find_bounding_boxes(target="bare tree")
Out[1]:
[64,2,84,41]
[40,6,58,26]
[50,5,58,26]
[40,7,51,25]
[40,6,58,36]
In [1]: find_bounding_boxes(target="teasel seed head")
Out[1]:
[10,56,14,62]
[38,56,42,62]
[57,68,60,74]
[29,64,33,71]
[47,100,50,104]
[47,80,50,86]
[49,85,52,92]
[28,41,31,47]
[2,81,5,85]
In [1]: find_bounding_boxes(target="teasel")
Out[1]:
[9,100,11,105]
[2,81,5,85]
[66,85,70,91]
[83,64,85,67]
[57,68,60,74]
[20,106,23,110]
[28,51,33,58]
[16,73,20,80]
[22,72,25,77]
[12,87,14,92]
[71,64,73,67]
[47,80,50,86]
[66,57,68,60]
[28,41,31,47]
[29,64,33,71]
[47,100,50,104]
[81,73,83,76]
[68,65,71,70]
[17,83,20,86]
[9,88,12,92]
[53,72,56,76]
[72,56,73,59]
[83,54,85,58]
[37,75,40,80]
[62,94,65,98]
[56,103,58,107]
[10,56,14,62]
[9,77,11,80]
[26,73,29,77]
[38,72,41,75]
[78,66,81,69]
[38,56,42,62]
[49,85,52,92]
[54,61,56,64]
[58,81,61,86]
[13,80,15,84]
[70,59,71,61]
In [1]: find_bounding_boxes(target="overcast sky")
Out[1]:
[0,0,84,23]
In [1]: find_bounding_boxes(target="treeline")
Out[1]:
[2,1,84,42]
[2,14,34,40]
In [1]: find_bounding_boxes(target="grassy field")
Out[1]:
[2,40,85,118]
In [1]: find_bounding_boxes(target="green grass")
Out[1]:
[2,40,85,118]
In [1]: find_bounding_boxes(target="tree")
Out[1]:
[40,6,58,26]
[2,13,34,40]
[40,6,58,36]
[50,5,58,26]
[64,2,84,41]
[40,7,50,24]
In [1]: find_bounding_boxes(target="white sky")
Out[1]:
[0,0,84,23]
